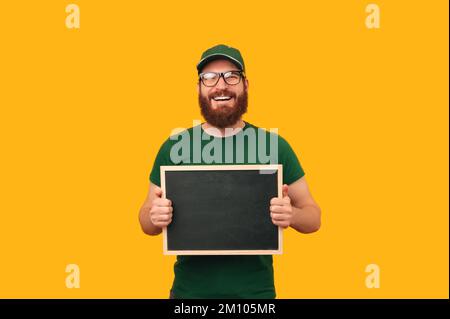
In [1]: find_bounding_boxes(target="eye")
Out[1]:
[224,71,240,80]
[201,72,218,80]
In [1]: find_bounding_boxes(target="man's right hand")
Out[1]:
[149,186,173,228]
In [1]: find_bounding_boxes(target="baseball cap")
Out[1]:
[196,44,245,74]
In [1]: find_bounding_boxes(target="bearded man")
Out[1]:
[139,44,321,299]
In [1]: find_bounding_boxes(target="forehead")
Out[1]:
[201,59,240,73]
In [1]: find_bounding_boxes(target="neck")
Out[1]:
[202,119,245,137]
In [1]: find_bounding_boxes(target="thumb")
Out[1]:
[154,186,163,197]
[282,184,289,198]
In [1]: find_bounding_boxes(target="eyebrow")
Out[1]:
[200,70,241,75]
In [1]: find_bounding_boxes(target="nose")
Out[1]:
[215,74,228,90]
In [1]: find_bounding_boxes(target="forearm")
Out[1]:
[290,205,321,234]
[139,206,163,236]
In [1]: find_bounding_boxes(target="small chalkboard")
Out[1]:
[161,165,283,255]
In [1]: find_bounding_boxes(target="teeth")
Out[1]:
[213,96,231,101]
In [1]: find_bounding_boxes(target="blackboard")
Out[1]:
[161,165,283,255]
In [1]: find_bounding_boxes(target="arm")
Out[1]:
[270,176,321,234]
[138,182,173,236]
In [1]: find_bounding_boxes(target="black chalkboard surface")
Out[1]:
[161,165,282,255]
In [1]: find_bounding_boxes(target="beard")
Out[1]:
[199,88,248,129]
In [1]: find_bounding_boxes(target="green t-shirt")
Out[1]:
[149,121,305,299]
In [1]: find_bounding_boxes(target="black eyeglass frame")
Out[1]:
[198,70,246,87]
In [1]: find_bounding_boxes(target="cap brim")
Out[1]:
[197,54,244,73]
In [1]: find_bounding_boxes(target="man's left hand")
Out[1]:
[270,184,294,229]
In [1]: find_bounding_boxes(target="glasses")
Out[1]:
[199,70,245,87]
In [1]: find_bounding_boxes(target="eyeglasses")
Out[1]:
[199,70,245,87]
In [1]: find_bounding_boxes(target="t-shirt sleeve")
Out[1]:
[149,140,170,187]
[278,136,305,185]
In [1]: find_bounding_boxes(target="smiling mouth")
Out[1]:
[212,96,232,101]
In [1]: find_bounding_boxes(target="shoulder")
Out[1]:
[244,121,291,147]
[161,125,198,146]
[155,125,200,159]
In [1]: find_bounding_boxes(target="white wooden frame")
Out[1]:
[161,164,283,255]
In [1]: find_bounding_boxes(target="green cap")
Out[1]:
[197,44,245,74]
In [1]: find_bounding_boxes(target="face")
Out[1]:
[198,59,249,128]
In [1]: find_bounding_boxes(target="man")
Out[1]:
[139,44,321,299]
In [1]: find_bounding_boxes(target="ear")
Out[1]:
[244,78,249,91]
[197,82,200,94]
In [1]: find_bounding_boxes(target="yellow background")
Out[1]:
[0,0,448,298]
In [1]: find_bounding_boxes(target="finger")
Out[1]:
[270,205,287,213]
[151,213,172,223]
[158,206,173,214]
[270,198,284,206]
[150,209,173,219]
[156,198,172,206]
[271,212,289,221]
[153,198,172,207]
[154,220,172,228]
[151,211,172,219]
[153,215,173,223]
[282,184,289,197]
[272,219,289,228]
[156,214,172,222]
